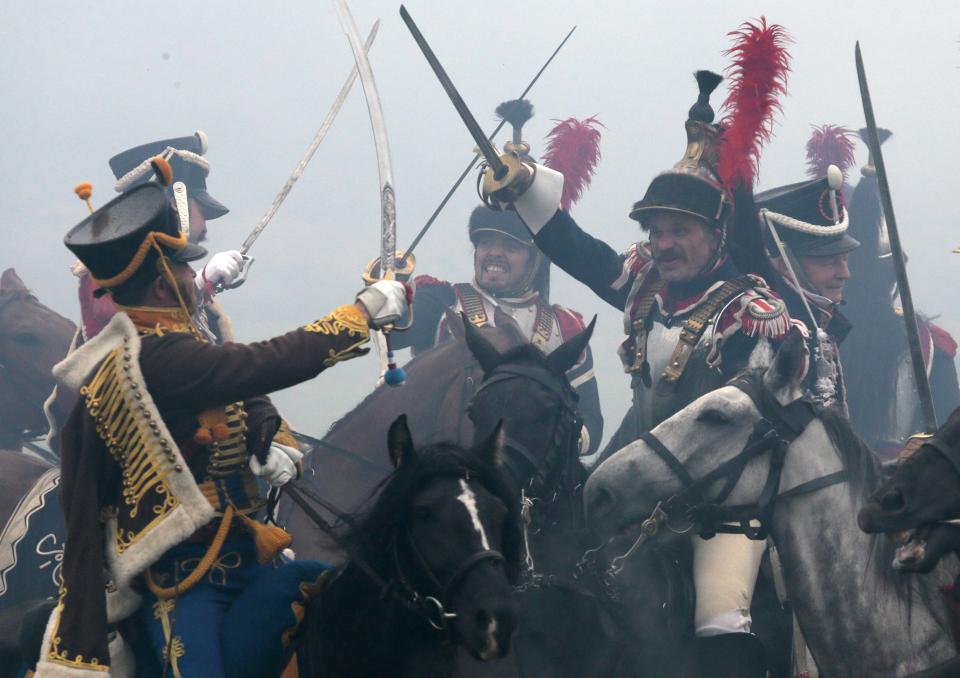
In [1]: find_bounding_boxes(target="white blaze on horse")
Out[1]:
[586,329,957,677]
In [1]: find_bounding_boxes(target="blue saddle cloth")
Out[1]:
[0,466,64,610]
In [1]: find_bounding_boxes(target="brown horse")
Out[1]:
[0,268,74,452]
[0,269,73,612]
[282,309,526,563]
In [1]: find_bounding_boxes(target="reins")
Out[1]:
[594,374,850,586]
[284,474,503,633]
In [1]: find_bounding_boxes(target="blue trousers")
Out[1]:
[135,535,330,678]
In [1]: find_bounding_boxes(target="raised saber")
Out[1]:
[399,25,576,265]
[221,21,380,290]
[856,41,937,432]
[333,0,405,385]
[400,5,506,179]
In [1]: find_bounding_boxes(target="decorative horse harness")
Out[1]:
[599,374,849,581]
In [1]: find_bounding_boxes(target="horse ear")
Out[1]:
[492,306,527,347]
[1,269,27,294]
[546,315,596,374]
[444,307,466,341]
[476,420,506,467]
[763,327,807,392]
[462,312,502,374]
[387,414,417,468]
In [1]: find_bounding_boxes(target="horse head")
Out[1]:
[462,312,594,498]
[0,269,75,444]
[347,414,522,660]
[585,328,814,541]
[859,406,960,572]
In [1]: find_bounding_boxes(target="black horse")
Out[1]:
[462,317,689,676]
[295,414,523,678]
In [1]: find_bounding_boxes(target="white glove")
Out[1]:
[356,280,410,330]
[249,442,302,487]
[202,250,244,286]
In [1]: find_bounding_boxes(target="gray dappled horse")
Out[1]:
[0,269,74,612]
[586,330,957,677]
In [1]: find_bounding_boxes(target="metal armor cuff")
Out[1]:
[514,164,564,235]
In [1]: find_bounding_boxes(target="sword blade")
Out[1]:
[238,21,380,256]
[334,0,396,278]
[399,5,506,176]
[400,25,576,264]
[856,41,938,432]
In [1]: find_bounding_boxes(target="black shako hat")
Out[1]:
[756,172,860,257]
[109,131,229,219]
[630,71,731,230]
[64,184,207,287]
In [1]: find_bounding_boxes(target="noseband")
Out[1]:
[470,363,582,495]
[285,475,506,634]
[607,375,849,578]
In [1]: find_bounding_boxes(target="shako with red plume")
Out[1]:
[542,117,604,212]
[805,124,856,185]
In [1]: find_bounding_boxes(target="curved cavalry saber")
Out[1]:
[222,21,380,290]
[333,0,405,385]
[856,42,937,432]
[399,24,576,266]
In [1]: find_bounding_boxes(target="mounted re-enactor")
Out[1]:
[72,132,244,346]
[756,124,861,413]
[400,9,797,675]
[842,128,960,457]
[391,99,604,454]
[32,182,409,677]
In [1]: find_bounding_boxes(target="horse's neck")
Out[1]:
[772,420,955,675]
[320,564,455,677]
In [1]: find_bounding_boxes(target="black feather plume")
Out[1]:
[496,99,535,131]
[688,70,723,123]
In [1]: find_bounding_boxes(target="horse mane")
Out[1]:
[339,441,525,582]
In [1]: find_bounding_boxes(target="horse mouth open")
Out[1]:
[887,523,960,573]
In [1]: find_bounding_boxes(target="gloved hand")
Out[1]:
[356,280,412,330]
[249,442,303,487]
[202,250,244,287]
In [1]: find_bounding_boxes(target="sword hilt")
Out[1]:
[480,153,535,210]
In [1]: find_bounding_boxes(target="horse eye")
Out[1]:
[412,506,434,521]
[696,409,730,425]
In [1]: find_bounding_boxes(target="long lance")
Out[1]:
[856,42,938,432]
[398,24,576,266]
[333,0,405,386]
[221,22,380,290]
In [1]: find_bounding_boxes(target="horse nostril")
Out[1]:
[880,488,905,513]
[588,486,617,522]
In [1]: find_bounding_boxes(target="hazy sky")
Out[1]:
[3,1,958,447]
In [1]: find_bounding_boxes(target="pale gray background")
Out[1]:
[3,1,958,448]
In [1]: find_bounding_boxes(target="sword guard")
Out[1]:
[362,250,417,286]
[219,255,254,292]
[480,153,535,210]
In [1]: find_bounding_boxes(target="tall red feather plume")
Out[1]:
[716,17,792,191]
[805,124,856,184]
[542,117,604,211]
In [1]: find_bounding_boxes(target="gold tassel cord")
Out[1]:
[238,512,293,564]
[145,505,235,599]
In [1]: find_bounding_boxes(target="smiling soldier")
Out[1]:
[391,99,603,455]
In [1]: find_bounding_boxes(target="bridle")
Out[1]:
[284,472,505,633]
[597,373,849,581]
[469,361,584,577]
[469,362,582,500]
